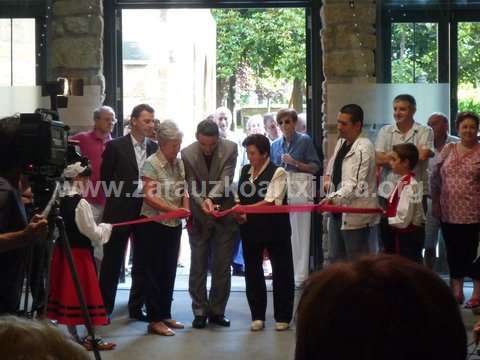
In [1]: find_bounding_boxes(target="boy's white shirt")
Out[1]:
[61,184,112,247]
[388,176,425,229]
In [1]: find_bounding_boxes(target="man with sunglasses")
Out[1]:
[271,109,320,288]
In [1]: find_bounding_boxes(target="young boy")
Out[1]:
[385,143,426,263]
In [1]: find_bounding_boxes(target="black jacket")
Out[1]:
[101,134,157,223]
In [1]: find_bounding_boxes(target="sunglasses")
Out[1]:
[277,119,292,126]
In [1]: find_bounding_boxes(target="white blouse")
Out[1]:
[238,159,287,205]
[61,185,112,247]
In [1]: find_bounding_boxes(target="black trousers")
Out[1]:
[379,196,427,254]
[99,224,144,315]
[383,225,425,264]
[128,235,147,314]
[240,226,294,323]
[441,222,480,280]
[0,248,26,314]
[136,221,181,322]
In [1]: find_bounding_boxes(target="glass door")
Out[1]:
[457,22,480,114]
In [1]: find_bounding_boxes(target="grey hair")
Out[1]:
[157,119,183,145]
[93,105,116,122]
[214,106,232,123]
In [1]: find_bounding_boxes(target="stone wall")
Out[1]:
[320,0,376,160]
[48,0,104,131]
[49,0,104,91]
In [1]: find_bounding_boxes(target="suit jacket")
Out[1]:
[101,134,158,223]
[181,138,237,229]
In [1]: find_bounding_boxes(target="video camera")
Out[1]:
[14,79,81,209]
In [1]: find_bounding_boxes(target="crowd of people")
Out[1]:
[1,93,480,357]
[323,94,480,309]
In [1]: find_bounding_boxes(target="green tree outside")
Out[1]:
[212,8,306,114]
[391,21,480,113]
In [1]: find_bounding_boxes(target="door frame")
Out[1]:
[379,3,480,130]
[103,0,323,152]
[103,0,324,270]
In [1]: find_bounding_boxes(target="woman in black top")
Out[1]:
[234,134,294,331]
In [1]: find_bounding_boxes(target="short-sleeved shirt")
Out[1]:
[270,132,321,173]
[70,130,112,205]
[427,135,459,178]
[140,150,186,227]
[375,122,434,198]
[0,177,28,314]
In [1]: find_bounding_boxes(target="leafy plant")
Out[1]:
[211,9,306,111]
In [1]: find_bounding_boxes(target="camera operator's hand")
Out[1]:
[0,215,48,253]
[23,214,48,242]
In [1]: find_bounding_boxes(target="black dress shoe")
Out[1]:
[209,315,230,327]
[192,316,207,329]
[129,309,148,322]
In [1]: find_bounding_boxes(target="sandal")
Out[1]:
[82,336,116,351]
[464,298,480,309]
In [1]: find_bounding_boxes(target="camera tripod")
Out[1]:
[20,182,102,360]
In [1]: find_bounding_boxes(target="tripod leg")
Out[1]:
[21,244,33,317]
[56,216,102,360]
[42,222,56,319]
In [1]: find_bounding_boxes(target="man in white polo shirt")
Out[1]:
[375,94,434,254]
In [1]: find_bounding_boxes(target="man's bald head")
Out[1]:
[428,112,449,142]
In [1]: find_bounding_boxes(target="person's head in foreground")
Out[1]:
[295,254,466,360]
[0,316,89,360]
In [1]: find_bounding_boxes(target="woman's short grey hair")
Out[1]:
[157,119,183,145]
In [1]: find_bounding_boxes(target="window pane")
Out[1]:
[457,22,480,114]
[12,18,36,86]
[391,22,438,83]
[0,19,12,86]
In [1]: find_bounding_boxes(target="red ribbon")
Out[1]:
[112,209,191,228]
[212,204,383,218]
[111,204,383,228]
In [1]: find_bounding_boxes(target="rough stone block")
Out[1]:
[51,37,102,69]
[64,16,90,34]
[90,15,103,37]
[324,50,374,77]
[53,20,65,36]
[325,75,376,84]
[322,3,375,25]
[335,29,376,50]
[53,0,101,17]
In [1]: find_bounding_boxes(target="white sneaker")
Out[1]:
[275,322,289,331]
[250,320,265,331]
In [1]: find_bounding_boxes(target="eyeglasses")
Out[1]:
[277,119,291,126]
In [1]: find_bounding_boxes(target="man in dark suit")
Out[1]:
[100,104,157,320]
[181,119,237,328]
